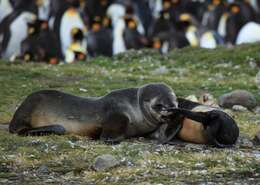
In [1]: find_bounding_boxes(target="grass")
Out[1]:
[0,44,259,184]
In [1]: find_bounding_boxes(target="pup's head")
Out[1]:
[138,83,178,123]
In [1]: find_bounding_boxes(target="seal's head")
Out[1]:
[138,83,178,124]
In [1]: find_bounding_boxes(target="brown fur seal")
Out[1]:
[9,83,178,143]
[159,98,239,148]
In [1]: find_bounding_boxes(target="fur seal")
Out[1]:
[161,98,239,148]
[9,83,177,143]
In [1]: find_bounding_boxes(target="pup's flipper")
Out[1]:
[166,108,209,124]
[156,122,183,144]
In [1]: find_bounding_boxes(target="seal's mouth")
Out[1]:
[151,104,178,122]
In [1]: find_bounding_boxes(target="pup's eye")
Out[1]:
[152,104,165,111]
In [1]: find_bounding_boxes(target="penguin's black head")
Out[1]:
[175,13,192,30]
[66,0,80,8]
[162,0,172,10]
[27,21,40,35]
[99,0,108,6]
[91,16,102,32]
[228,4,241,15]
[39,20,49,30]
[159,10,171,21]
[124,16,137,30]
[102,16,112,28]
[71,28,84,41]
[125,4,134,15]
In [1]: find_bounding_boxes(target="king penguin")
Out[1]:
[0,10,37,60]
[236,21,260,44]
[52,5,87,58]
[0,0,13,23]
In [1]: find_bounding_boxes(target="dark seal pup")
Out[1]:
[162,98,239,148]
[9,83,178,143]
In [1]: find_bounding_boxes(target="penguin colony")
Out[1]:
[0,0,260,64]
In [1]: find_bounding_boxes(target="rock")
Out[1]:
[232,105,248,112]
[184,144,205,151]
[237,135,254,148]
[195,162,206,169]
[37,165,49,174]
[255,71,260,89]
[93,154,119,171]
[185,95,199,102]
[254,106,260,114]
[253,132,260,145]
[218,90,257,110]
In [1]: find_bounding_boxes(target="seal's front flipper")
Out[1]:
[156,122,183,144]
[100,114,127,144]
[166,108,208,124]
[19,125,66,136]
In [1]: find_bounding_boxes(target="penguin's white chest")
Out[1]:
[3,13,32,59]
[60,8,86,56]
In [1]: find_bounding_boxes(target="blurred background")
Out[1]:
[0,0,260,64]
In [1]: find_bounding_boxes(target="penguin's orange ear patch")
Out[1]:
[41,22,48,29]
[66,8,77,17]
[213,0,221,6]
[179,13,191,22]
[49,58,58,65]
[172,0,179,5]
[163,1,171,9]
[92,23,101,32]
[153,38,161,49]
[102,17,110,27]
[128,20,136,29]
[231,5,240,14]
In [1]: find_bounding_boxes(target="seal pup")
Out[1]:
[162,98,239,148]
[9,83,178,143]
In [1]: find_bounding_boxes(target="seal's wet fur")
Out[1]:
[9,83,178,143]
[163,98,239,147]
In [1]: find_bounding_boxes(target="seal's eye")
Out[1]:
[152,103,166,111]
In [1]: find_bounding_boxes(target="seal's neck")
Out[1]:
[138,93,161,128]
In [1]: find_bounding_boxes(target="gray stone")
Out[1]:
[37,165,49,174]
[254,106,260,114]
[184,144,205,151]
[194,162,206,169]
[232,105,248,112]
[218,90,257,110]
[93,154,119,171]
[237,135,254,148]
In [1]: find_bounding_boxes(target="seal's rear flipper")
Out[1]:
[166,108,208,124]
[18,125,66,136]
